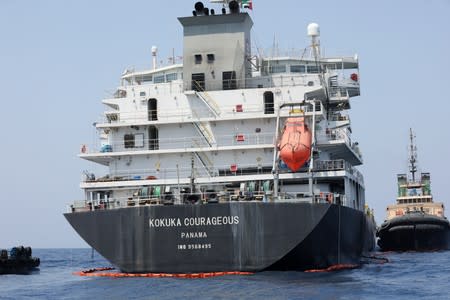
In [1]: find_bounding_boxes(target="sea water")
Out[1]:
[0,249,449,299]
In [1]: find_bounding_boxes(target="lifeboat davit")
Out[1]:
[278,117,312,172]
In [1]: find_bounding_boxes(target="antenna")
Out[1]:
[151,46,158,70]
[409,128,418,181]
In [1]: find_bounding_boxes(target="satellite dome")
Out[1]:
[307,23,320,37]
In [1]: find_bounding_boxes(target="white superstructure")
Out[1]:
[73,1,365,213]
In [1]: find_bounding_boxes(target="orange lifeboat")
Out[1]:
[278,117,312,172]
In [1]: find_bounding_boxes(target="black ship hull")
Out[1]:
[65,202,375,273]
[377,213,450,251]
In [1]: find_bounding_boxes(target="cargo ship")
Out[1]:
[65,0,375,273]
[377,129,450,251]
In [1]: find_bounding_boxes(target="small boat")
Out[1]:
[0,246,40,275]
[278,117,312,171]
[377,129,450,251]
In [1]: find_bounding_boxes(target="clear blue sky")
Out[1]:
[0,0,449,248]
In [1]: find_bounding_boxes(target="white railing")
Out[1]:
[83,162,274,183]
[82,158,362,185]
[81,132,275,154]
[98,103,267,125]
[316,128,351,145]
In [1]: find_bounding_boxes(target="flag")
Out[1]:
[242,0,253,10]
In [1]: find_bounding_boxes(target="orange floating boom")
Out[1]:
[72,267,253,278]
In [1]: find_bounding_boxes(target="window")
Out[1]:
[124,134,135,148]
[307,65,320,73]
[270,65,286,74]
[149,126,159,150]
[166,73,178,82]
[195,54,202,64]
[207,54,215,63]
[135,74,152,83]
[148,99,157,121]
[154,75,165,83]
[290,65,306,73]
[192,73,205,91]
[222,71,236,90]
[263,91,274,114]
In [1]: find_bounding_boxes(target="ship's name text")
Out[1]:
[149,216,239,228]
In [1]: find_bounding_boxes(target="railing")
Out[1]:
[316,128,351,145]
[82,163,274,183]
[328,87,349,100]
[81,132,275,154]
[329,112,349,122]
[316,128,362,161]
[81,158,362,185]
[314,159,345,171]
[192,81,221,117]
[68,191,350,213]
[99,103,266,124]
[183,73,318,92]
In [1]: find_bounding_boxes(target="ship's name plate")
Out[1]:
[149,216,239,228]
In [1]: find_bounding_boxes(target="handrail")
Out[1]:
[69,190,351,213]
[192,81,221,117]
[99,103,265,125]
[81,158,360,184]
[81,132,275,154]
[99,100,324,126]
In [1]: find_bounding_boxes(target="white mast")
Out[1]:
[151,46,158,70]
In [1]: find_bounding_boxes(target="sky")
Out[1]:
[0,0,449,248]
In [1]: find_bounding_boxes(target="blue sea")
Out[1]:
[0,249,449,299]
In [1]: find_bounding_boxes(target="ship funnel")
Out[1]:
[229,1,240,14]
[151,46,158,70]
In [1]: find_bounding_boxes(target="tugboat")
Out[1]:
[0,246,40,274]
[377,129,450,251]
[65,0,376,273]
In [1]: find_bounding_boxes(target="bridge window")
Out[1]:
[307,65,320,73]
[166,73,178,82]
[270,65,286,73]
[291,65,306,73]
[154,75,165,83]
